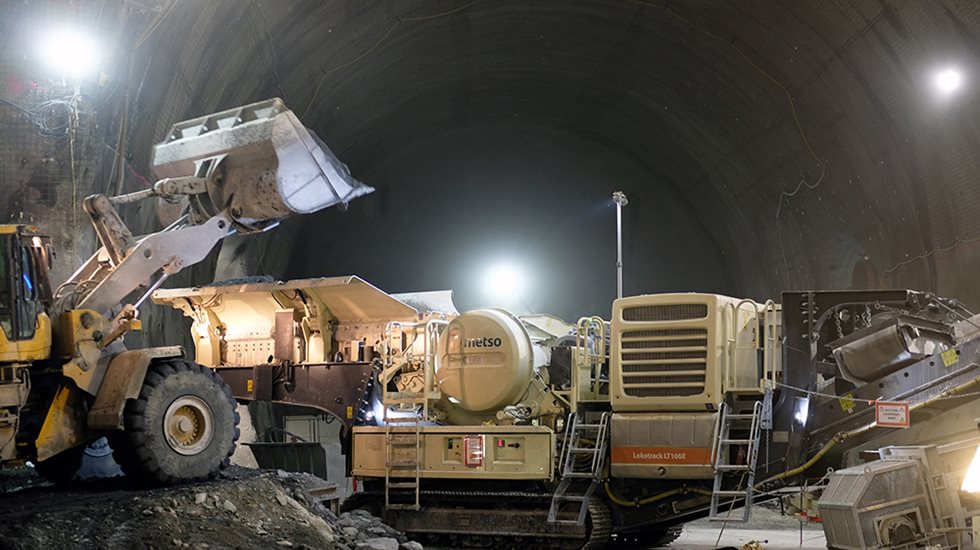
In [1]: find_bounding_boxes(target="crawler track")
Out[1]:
[344,490,612,549]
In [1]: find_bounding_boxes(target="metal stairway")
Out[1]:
[380,320,447,511]
[384,405,422,511]
[709,401,763,522]
[548,411,611,526]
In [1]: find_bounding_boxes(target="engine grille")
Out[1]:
[622,303,708,322]
[620,328,708,398]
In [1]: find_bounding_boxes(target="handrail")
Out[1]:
[383,321,401,370]
[728,299,759,392]
[422,319,449,419]
[591,412,610,477]
[380,320,445,418]
[760,300,778,391]
[574,316,607,401]
[380,321,406,395]
[749,400,763,472]
[557,411,575,478]
[725,299,780,393]
[709,402,725,467]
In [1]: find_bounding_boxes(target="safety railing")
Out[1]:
[574,316,607,402]
[723,299,780,394]
[380,319,448,421]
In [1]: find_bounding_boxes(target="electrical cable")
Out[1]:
[134,0,177,50]
[602,482,713,508]
[882,234,980,276]
[68,94,80,261]
[2,93,89,261]
[302,0,481,118]
[0,96,88,138]
[249,0,287,102]
[714,471,748,549]
[756,370,980,497]
[110,0,176,197]
[102,142,153,190]
[624,0,827,218]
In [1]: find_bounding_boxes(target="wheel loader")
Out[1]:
[0,98,372,483]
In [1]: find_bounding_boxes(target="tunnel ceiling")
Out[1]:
[5,0,980,321]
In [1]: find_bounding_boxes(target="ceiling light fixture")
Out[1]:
[38,26,101,79]
[934,66,964,96]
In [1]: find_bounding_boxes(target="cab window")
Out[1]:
[14,245,40,340]
[0,234,49,342]
[0,237,11,338]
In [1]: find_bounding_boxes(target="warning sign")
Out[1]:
[875,401,910,428]
[464,436,484,467]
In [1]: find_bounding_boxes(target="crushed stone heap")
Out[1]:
[0,467,423,550]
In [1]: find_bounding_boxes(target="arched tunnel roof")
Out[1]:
[3,1,980,321]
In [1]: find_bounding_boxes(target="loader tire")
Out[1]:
[110,359,239,484]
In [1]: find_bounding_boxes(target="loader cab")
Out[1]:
[0,225,53,343]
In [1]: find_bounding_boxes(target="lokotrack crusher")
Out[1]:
[155,280,980,548]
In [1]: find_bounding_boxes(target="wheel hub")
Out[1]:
[163,395,215,456]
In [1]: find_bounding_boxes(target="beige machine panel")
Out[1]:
[153,276,419,367]
[352,425,554,480]
[610,412,718,479]
[610,293,776,412]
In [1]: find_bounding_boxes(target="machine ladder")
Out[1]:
[548,411,610,526]
[383,405,423,511]
[709,401,763,522]
[380,320,447,511]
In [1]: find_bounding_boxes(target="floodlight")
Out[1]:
[961,444,980,493]
[483,262,526,301]
[962,419,980,493]
[38,26,101,78]
[934,67,963,96]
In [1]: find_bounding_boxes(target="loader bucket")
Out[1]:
[150,98,373,222]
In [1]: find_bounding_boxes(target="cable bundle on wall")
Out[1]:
[0,95,86,139]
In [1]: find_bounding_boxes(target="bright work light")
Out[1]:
[38,26,101,78]
[962,419,980,493]
[484,263,526,300]
[934,66,964,96]
[961,444,980,493]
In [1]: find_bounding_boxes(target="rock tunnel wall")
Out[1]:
[3,1,980,344]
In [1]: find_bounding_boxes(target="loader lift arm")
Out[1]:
[31,98,372,483]
[57,98,372,316]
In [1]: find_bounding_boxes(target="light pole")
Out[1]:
[612,191,628,299]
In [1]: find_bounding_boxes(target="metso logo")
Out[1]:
[464,337,502,348]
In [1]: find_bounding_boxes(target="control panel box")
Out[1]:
[352,425,554,480]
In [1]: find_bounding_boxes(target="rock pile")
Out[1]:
[0,466,424,550]
[336,508,422,550]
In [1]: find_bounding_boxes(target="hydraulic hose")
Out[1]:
[755,436,839,489]
[603,482,712,508]
[603,373,980,507]
[756,371,980,488]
